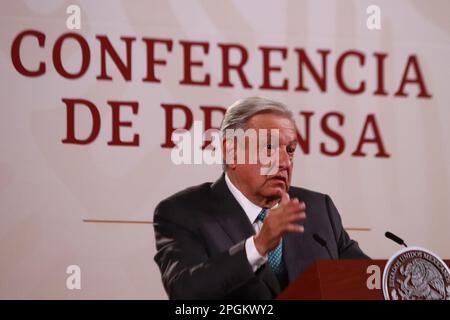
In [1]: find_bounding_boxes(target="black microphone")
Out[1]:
[313,233,333,259]
[385,231,408,247]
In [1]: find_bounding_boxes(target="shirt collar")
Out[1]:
[224,173,263,224]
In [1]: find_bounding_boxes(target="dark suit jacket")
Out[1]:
[153,174,369,299]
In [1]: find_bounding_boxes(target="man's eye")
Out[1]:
[287,146,296,154]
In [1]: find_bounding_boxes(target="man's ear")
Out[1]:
[222,137,237,169]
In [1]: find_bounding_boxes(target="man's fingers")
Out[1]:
[291,211,307,220]
[280,192,290,205]
[283,212,306,224]
[285,224,304,233]
[280,200,306,215]
[291,199,305,210]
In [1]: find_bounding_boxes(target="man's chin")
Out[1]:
[263,185,288,200]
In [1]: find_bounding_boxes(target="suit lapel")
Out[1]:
[210,174,255,244]
[210,174,281,295]
[282,188,305,283]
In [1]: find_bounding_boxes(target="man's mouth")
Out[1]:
[269,174,287,185]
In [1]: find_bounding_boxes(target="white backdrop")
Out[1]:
[1,0,449,299]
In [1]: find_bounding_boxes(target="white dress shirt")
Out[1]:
[224,173,268,272]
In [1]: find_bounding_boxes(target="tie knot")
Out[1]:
[256,208,269,222]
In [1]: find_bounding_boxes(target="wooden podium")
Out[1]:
[277,259,450,300]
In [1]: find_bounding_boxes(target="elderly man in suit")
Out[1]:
[153,96,369,299]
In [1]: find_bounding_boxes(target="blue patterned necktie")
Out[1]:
[256,208,287,280]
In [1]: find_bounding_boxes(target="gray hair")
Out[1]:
[220,96,294,170]
[220,96,294,134]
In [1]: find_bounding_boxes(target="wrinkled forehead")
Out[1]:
[245,113,297,142]
[245,112,295,129]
